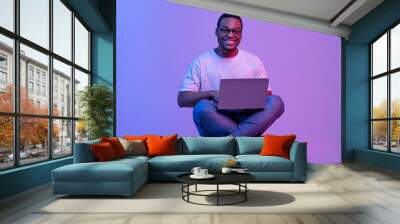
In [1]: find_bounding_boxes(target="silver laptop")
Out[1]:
[217,78,269,110]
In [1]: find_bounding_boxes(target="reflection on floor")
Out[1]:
[1,162,400,224]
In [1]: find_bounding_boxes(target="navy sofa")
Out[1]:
[52,137,307,196]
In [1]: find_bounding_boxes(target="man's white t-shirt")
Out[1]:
[180,49,268,92]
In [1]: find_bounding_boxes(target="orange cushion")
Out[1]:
[101,137,127,158]
[146,134,177,157]
[91,142,117,161]
[123,135,149,141]
[259,134,296,159]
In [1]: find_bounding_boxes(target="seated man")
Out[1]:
[177,13,284,137]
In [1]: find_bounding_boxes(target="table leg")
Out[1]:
[217,184,219,206]
[181,184,183,199]
[245,183,247,201]
[187,184,190,202]
[195,184,197,192]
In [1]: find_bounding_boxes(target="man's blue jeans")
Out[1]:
[193,95,284,137]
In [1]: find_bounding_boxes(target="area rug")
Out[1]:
[37,183,362,214]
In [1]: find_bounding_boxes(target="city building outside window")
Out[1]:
[0,0,91,170]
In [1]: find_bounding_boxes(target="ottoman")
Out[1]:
[52,157,148,196]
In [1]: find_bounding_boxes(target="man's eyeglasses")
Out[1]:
[217,27,242,37]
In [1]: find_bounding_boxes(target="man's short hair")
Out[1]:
[217,13,243,29]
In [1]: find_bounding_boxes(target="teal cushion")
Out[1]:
[179,137,235,155]
[235,137,264,155]
[236,155,293,172]
[52,159,147,183]
[117,155,150,162]
[149,154,235,172]
[73,139,101,163]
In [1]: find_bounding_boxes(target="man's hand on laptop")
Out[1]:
[208,90,219,103]
[266,90,272,97]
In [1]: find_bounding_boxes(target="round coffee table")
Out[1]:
[177,173,255,206]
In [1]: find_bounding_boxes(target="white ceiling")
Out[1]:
[227,0,353,22]
[170,0,384,39]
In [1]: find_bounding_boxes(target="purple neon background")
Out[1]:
[116,0,341,163]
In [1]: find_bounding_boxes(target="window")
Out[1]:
[0,55,7,67]
[0,54,8,88]
[28,81,34,94]
[35,70,40,81]
[0,54,7,87]
[74,69,89,118]
[0,0,91,170]
[0,0,14,32]
[0,116,13,170]
[391,23,400,70]
[53,0,72,60]
[35,83,40,95]
[19,117,48,165]
[371,23,400,153]
[53,59,71,117]
[53,119,72,158]
[28,67,34,80]
[75,18,89,70]
[42,85,46,97]
[20,0,49,49]
[0,35,13,113]
[0,71,6,84]
[54,89,58,97]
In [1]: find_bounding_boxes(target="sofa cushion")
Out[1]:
[179,137,235,155]
[147,135,177,157]
[148,154,235,172]
[118,138,147,156]
[235,137,263,155]
[91,142,118,161]
[259,134,296,159]
[53,158,147,183]
[73,139,100,163]
[236,155,293,172]
[115,155,150,163]
[101,137,127,158]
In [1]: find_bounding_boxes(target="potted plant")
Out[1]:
[79,84,113,140]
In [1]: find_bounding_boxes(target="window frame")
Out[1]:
[0,0,92,171]
[370,20,400,154]
[0,71,7,85]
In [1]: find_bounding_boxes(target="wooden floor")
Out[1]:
[1,162,400,224]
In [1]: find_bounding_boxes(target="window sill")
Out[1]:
[0,156,72,176]
[355,148,400,172]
